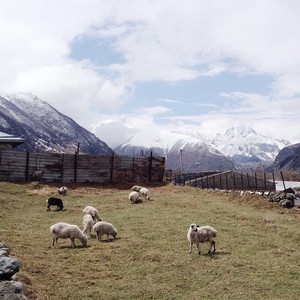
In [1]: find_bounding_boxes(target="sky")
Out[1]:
[1,0,300,148]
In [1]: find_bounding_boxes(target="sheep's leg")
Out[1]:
[71,238,75,248]
[107,234,110,242]
[208,240,216,253]
[52,237,58,247]
[188,241,193,254]
[196,243,201,255]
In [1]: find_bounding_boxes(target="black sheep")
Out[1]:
[47,197,64,211]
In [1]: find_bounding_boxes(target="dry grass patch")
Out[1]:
[1,182,300,299]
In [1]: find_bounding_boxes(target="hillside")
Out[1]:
[267,143,300,172]
[0,93,113,155]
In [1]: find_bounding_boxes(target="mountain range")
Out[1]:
[0,92,297,173]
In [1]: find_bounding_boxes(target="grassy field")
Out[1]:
[1,181,300,300]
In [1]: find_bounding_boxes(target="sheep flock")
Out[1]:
[48,184,218,255]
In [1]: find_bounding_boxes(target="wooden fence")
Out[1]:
[175,170,276,191]
[0,149,165,184]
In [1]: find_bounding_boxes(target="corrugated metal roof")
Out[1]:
[0,132,25,143]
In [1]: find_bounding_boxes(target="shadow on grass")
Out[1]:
[202,251,231,258]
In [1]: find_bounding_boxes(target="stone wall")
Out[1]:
[0,241,27,299]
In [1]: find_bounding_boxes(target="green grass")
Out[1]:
[1,181,300,299]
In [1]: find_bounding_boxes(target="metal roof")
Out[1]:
[0,132,25,145]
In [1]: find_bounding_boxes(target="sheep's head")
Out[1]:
[81,232,88,246]
[190,223,200,232]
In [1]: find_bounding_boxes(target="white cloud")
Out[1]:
[1,1,300,146]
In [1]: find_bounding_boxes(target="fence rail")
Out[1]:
[0,149,165,184]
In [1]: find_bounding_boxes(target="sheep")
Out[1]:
[129,191,140,204]
[92,221,117,242]
[83,205,102,221]
[32,169,44,181]
[50,222,88,248]
[46,197,64,211]
[131,185,151,200]
[187,223,218,254]
[82,214,96,238]
[131,185,143,192]
[139,187,151,200]
[58,186,68,195]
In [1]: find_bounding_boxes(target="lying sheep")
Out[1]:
[50,222,88,248]
[32,169,44,181]
[82,214,96,238]
[58,186,68,195]
[129,191,140,204]
[83,205,102,221]
[93,221,117,242]
[187,223,218,254]
[47,197,64,211]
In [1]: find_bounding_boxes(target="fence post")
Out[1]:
[232,173,235,190]
[240,173,243,190]
[74,153,78,183]
[255,172,258,190]
[247,173,250,190]
[110,153,115,182]
[280,171,286,190]
[132,157,135,183]
[25,152,29,181]
[61,154,64,183]
[149,151,153,182]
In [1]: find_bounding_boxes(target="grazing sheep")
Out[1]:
[50,222,88,248]
[93,221,117,242]
[139,187,151,200]
[187,223,218,254]
[129,191,140,204]
[83,206,102,221]
[82,214,96,238]
[47,197,64,211]
[58,186,68,195]
[131,185,143,192]
[32,169,44,181]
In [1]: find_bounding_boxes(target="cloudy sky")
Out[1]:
[1,0,300,147]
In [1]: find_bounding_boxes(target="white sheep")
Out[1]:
[92,221,118,242]
[187,223,218,254]
[139,187,151,200]
[32,169,44,180]
[82,214,96,238]
[58,186,68,195]
[131,185,143,192]
[83,205,102,221]
[129,191,140,204]
[50,222,88,248]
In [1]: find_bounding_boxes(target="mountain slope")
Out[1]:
[0,93,113,154]
[267,143,300,172]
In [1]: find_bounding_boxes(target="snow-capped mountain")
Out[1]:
[114,125,290,172]
[208,126,290,170]
[114,128,234,172]
[0,93,113,154]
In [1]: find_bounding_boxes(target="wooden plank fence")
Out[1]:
[176,170,276,191]
[0,149,165,184]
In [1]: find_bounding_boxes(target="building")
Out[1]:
[0,132,25,150]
